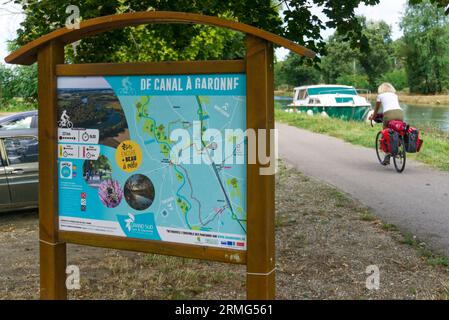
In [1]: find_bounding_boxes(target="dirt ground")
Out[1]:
[0,163,448,300]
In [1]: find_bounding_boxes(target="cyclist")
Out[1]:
[60,110,70,127]
[369,82,404,165]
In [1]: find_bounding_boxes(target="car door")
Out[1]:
[31,113,38,128]
[2,136,39,206]
[0,144,11,210]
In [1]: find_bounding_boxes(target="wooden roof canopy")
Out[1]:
[5,11,315,65]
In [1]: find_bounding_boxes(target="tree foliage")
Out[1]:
[275,55,321,88]
[319,34,360,85]
[12,0,276,63]
[0,64,37,101]
[278,18,394,91]
[357,19,394,89]
[275,1,449,94]
[9,0,384,63]
[401,0,449,94]
[3,0,447,103]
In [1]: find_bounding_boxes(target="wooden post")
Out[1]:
[245,35,276,300]
[37,41,67,300]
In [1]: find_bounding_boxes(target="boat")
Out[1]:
[288,85,372,121]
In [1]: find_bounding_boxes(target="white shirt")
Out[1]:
[376,92,402,113]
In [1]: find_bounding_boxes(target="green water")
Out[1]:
[401,103,449,133]
[275,96,449,133]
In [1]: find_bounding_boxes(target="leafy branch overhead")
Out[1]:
[2,0,447,102]
[10,0,384,62]
[276,0,449,94]
[9,0,448,63]
[410,0,449,14]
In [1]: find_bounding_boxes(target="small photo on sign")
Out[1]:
[98,179,123,208]
[83,155,112,189]
[124,174,155,211]
[57,81,130,148]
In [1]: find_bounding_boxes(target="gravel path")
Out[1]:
[277,122,449,257]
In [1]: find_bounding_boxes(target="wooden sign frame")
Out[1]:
[5,11,315,300]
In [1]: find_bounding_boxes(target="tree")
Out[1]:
[275,54,321,87]
[336,74,370,89]
[357,19,394,89]
[381,69,408,91]
[0,63,37,101]
[0,64,14,101]
[318,19,394,90]
[410,0,449,14]
[401,0,449,93]
[319,33,360,85]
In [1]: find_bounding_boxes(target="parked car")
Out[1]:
[0,128,38,212]
[0,110,38,131]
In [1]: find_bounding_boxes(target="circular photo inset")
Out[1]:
[98,179,123,208]
[83,155,113,189]
[124,174,155,211]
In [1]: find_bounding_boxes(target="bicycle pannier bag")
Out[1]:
[405,126,423,153]
[388,120,406,133]
[381,128,399,155]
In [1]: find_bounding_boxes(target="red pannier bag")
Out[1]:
[388,120,406,133]
[405,126,423,153]
[380,128,399,155]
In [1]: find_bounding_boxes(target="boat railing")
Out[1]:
[356,88,372,95]
[356,88,375,103]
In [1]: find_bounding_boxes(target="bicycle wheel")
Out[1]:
[375,131,387,165]
[393,136,406,173]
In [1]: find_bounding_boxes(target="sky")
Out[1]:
[0,0,407,64]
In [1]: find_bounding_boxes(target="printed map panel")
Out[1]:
[57,74,247,250]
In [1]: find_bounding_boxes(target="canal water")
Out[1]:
[275,96,449,133]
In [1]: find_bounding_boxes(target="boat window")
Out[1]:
[299,89,308,100]
[308,87,357,96]
[294,90,300,101]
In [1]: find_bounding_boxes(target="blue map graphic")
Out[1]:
[58,74,247,250]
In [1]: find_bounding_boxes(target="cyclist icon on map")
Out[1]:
[58,110,73,129]
[119,77,136,95]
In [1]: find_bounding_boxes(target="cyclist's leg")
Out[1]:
[382,109,404,164]
[382,111,392,163]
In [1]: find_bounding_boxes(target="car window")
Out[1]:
[3,136,38,165]
[0,116,33,130]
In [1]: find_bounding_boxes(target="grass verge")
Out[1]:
[275,109,449,171]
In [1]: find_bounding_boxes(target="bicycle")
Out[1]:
[57,119,73,129]
[371,117,407,173]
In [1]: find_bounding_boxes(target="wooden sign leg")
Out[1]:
[37,41,67,300]
[245,35,276,300]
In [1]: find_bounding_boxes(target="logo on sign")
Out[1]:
[60,162,73,179]
[80,192,87,211]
